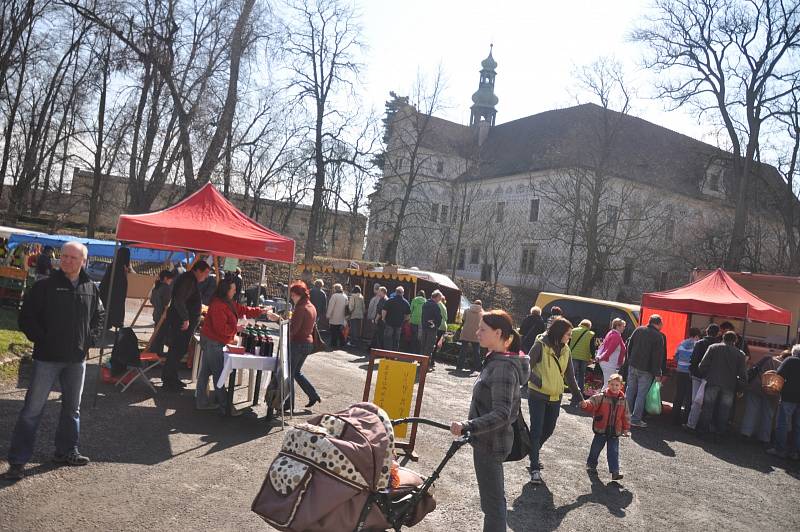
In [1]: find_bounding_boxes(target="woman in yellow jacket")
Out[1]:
[527,317,583,485]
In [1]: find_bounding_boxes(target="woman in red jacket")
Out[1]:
[266,281,321,411]
[196,279,263,412]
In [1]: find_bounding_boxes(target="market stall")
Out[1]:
[641,268,793,364]
[96,183,296,414]
[8,232,175,262]
[298,264,463,321]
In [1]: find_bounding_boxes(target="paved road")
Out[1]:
[1,345,799,531]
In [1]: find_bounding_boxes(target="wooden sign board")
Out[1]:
[362,349,430,459]
[373,359,416,438]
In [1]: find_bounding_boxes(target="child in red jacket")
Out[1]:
[581,373,631,480]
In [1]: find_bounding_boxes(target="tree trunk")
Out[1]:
[304,100,327,263]
[87,41,110,237]
[193,0,255,189]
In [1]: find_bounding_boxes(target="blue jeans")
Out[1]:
[626,367,654,424]
[473,447,506,532]
[8,360,86,465]
[196,337,227,409]
[571,359,588,403]
[587,433,620,473]
[289,342,319,409]
[528,396,561,470]
[774,401,800,453]
[383,325,402,350]
[740,392,777,443]
[698,385,735,434]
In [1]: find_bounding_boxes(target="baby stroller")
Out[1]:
[252,402,471,532]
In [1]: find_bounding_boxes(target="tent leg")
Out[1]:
[92,241,121,407]
[787,325,791,346]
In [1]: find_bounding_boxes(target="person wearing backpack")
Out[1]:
[527,317,583,485]
[450,310,529,532]
[569,320,595,406]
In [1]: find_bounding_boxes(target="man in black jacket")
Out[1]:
[162,261,210,391]
[4,242,104,481]
[697,332,747,437]
[625,315,666,427]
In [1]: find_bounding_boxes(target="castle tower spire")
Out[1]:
[469,45,498,127]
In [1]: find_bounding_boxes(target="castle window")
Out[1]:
[665,219,675,242]
[457,248,466,269]
[521,245,537,274]
[440,205,449,224]
[606,205,619,231]
[436,160,444,173]
[709,173,720,192]
[496,201,505,224]
[470,247,479,264]
[623,258,634,285]
[430,203,439,222]
[529,198,540,222]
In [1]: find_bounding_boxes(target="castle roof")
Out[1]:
[414,103,784,203]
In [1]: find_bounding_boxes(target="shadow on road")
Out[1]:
[630,426,676,457]
[0,363,283,484]
[507,474,634,531]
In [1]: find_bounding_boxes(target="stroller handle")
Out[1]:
[391,417,450,431]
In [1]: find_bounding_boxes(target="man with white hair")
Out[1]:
[4,242,104,481]
[381,286,410,350]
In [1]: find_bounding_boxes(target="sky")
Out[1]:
[357,0,716,146]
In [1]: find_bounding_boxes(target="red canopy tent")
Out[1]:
[116,182,295,262]
[641,268,792,361]
[94,183,296,404]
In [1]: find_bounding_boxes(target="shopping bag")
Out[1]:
[645,380,662,415]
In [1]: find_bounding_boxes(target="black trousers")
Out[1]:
[163,318,197,384]
[672,371,693,424]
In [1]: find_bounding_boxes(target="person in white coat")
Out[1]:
[326,283,349,349]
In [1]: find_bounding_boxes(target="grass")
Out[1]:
[0,307,31,359]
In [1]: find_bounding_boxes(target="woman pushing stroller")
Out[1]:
[450,310,530,532]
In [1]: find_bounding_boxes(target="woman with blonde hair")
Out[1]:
[595,318,628,389]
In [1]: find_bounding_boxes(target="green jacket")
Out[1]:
[438,301,448,331]
[410,296,426,326]
[569,326,595,362]
[528,336,582,402]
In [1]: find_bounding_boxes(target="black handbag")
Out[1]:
[504,406,531,462]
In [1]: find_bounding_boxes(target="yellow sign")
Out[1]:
[373,359,416,438]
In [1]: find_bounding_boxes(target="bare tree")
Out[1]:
[277,0,363,262]
[66,0,258,195]
[633,0,800,270]
[372,67,449,264]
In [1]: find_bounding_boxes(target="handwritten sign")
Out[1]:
[373,359,416,438]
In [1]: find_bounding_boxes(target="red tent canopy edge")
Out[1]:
[641,268,791,326]
[115,183,295,263]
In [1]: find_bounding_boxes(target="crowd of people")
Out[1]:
[3,242,800,532]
